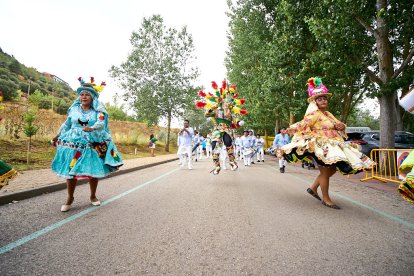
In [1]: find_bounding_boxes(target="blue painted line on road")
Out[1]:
[0,168,179,255]
[288,173,414,230]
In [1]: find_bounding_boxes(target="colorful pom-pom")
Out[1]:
[314,77,322,87]
[211,81,218,90]
[205,102,215,109]
[195,101,207,109]
[90,77,95,84]
[198,90,206,97]
[307,77,315,87]
[240,109,248,115]
[221,80,227,89]
[232,107,241,114]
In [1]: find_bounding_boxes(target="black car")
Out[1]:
[346,131,414,156]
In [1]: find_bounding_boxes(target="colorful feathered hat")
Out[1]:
[76,77,106,99]
[195,80,248,129]
[307,77,331,103]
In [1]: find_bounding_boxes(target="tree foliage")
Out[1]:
[226,0,414,143]
[110,15,199,151]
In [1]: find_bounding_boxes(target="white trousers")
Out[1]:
[256,147,264,161]
[177,145,192,168]
[278,157,287,168]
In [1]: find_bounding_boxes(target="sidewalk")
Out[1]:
[0,154,178,205]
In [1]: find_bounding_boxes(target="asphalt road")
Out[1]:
[0,157,413,275]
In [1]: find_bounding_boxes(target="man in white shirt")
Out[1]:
[249,130,257,164]
[273,127,291,173]
[177,119,194,170]
[234,134,243,161]
[256,134,265,162]
[240,130,253,166]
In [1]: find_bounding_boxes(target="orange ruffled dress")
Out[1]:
[282,109,375,174]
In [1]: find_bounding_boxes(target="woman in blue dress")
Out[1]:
[51,77,123,212]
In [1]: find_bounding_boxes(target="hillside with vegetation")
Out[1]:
[0,47,77,115]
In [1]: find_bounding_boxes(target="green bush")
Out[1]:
[39,99,52,109]
[0,78,19,100]
[56,102,70,115]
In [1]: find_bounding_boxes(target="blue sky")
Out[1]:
[0,0,230,104]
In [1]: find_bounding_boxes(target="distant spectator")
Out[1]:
[149,134,157,157]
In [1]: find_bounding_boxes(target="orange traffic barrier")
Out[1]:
[361,148,413,184]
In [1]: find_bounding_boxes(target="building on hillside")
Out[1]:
[43,72,69,86]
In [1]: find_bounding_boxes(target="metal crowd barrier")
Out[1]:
[361,148,413,184]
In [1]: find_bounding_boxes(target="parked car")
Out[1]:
[345,131,414,156]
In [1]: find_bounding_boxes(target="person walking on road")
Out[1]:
[51,77,123,212]
[240,130,254,166]
[148,134,157,157]
[255,134,265,163]
[177,119,194,170]
[282,77,374,209]
[273,127,290,173]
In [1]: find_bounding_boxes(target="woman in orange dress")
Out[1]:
[282,77,375,209]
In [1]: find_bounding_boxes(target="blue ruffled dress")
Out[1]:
[51,99,123,179]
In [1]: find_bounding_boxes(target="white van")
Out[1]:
[346,127,372,133]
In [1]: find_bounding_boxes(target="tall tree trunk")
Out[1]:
[165,111,171,152]
[27,136,31,165]
[396,39,412,131]
[274,117,279,136]
[264,129,268,149]
[289,112,294,125]
[340,89,352,123]
[376,0,395,149]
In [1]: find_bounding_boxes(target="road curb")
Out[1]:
[0,158,178,206]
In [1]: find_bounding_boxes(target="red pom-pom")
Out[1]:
[240,99,246,104]
[233,93,239,98]
[222,80,227,89]
[231,122,237,129]
[240,109,248,115]
[195,101,207,109]
[77,77,82,81]
[211,81,218,90]
[198,90,206,97]
[230,84,236,90]
[307,78,315,87]
[101,81,106,86]
[90,77,95,83]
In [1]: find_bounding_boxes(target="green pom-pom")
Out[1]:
[314,77,323,87]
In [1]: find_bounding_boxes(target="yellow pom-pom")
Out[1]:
[205,102,215,109]
[232,107,241,114]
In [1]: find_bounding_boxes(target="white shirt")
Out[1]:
[256,137,265,148]
[178,127,194,146]
[240,135,253,148]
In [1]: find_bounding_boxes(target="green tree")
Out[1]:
[23,110,39,165]
[110,15,199,151]
[28,89,44,106]
[309,0,414,148]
